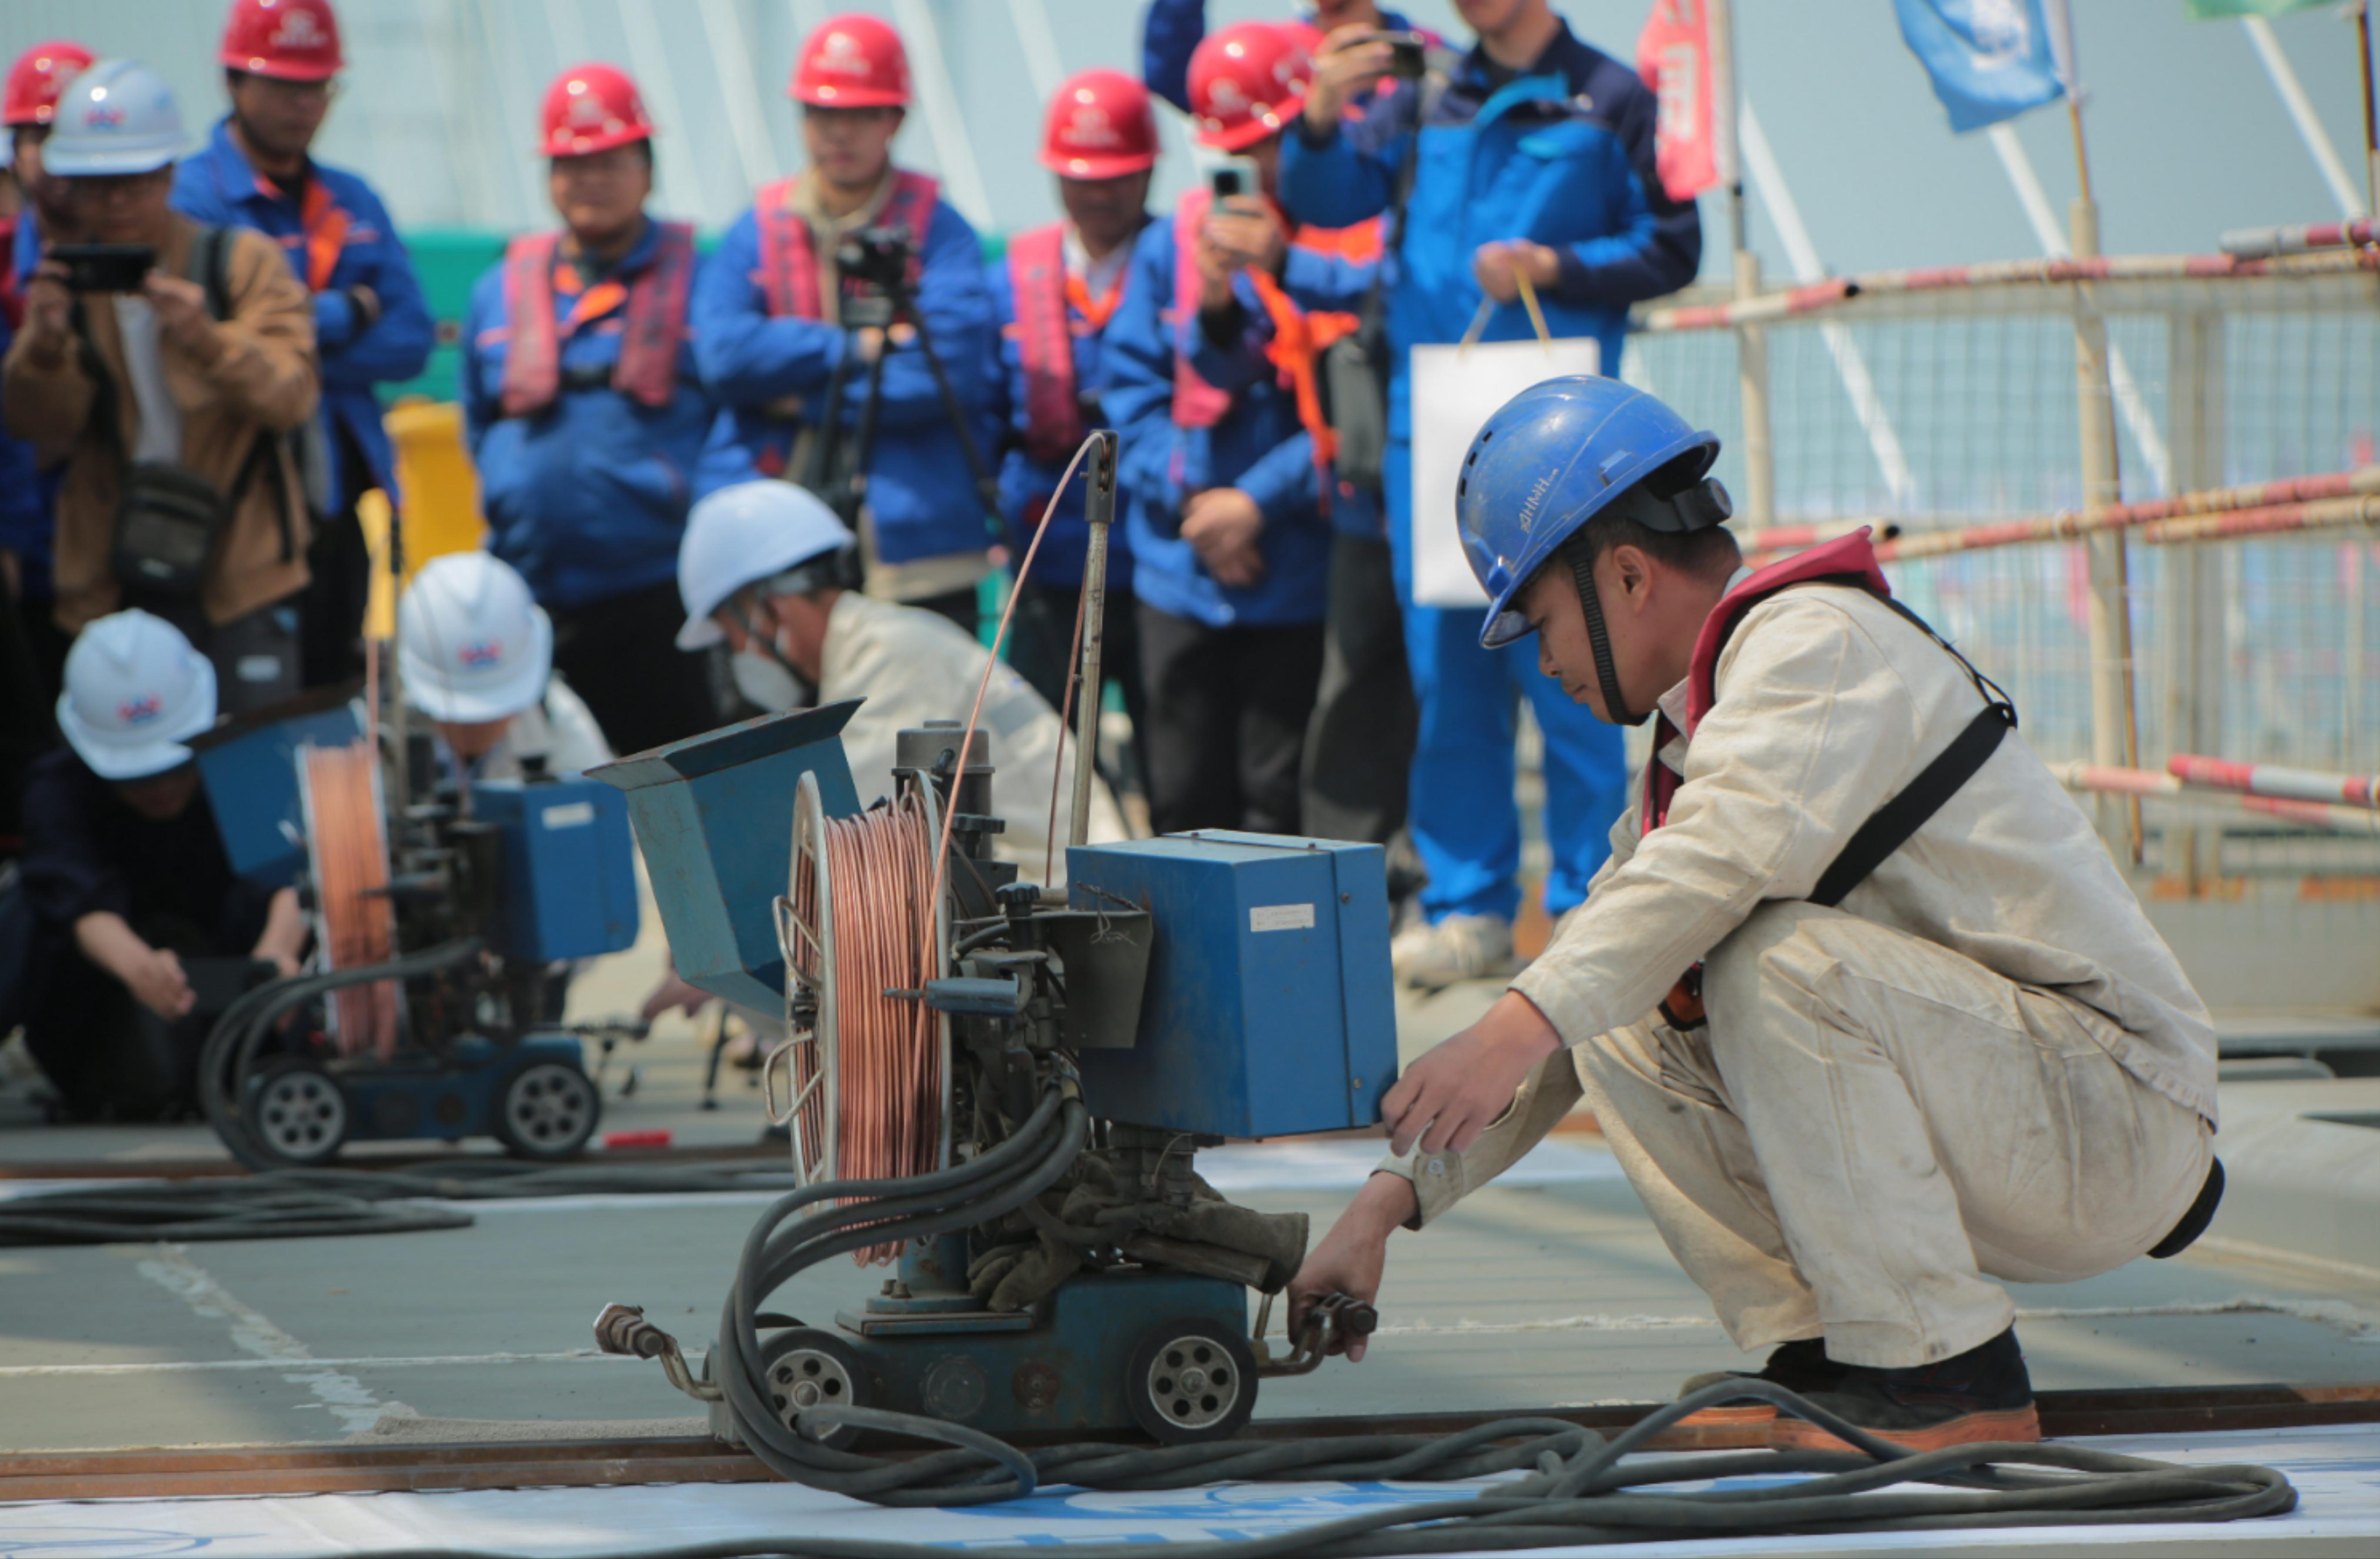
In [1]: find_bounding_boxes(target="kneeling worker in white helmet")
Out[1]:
[643,481,1127,1025]
[397,551,611,783]
[677,482,1125,864]
[1286,378,2219,1456]
[15,610,306,1119]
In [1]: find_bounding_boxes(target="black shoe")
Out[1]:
[1675,1337,1851,1426]
[1770,1326,2038,1452]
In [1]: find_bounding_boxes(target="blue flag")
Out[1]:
[1893,0,2065,133]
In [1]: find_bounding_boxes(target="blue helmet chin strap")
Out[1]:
[1563,540,1643,729]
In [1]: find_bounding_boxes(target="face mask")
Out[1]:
[732,647,811,713]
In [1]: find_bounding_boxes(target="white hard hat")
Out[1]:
[56,609,218,780]
[398,551,554,724]
[676,481,856,650]
[43,59,188,178]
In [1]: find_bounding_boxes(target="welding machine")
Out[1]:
[189,694,638,1169]
[588,433,1396,1451]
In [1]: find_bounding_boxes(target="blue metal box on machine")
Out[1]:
[188,692,363,887]
[467,778,641,962]
[1065,831,1397,1139]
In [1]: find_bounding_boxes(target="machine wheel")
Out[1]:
[1125,1317,1257,1443]
[760,1327,872,1448]
[246,1059,349,1167]
[492,1058,601,1159]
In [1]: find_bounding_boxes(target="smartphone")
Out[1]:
[1378,30,1428,80]
[1209,166,1244,201]
[53,243,156,293]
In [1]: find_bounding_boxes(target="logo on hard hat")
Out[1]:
[817,30,870,76]
[117,694,164,726]
[84,104,126,129]
[1205,78,1247,113]
[272,10,328,51]
[569,95,608,127]
[1066,105,1119,148]
[456,640,504,668]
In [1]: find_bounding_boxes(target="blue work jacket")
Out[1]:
[458,219,716,611]
[690,190,999,567]
[983,227,1143,591]
[1103,214,1355,629]
[172,119,433,510]
[1278,19,1696,437]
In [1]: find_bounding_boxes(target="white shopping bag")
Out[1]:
[1409,335,1600,610]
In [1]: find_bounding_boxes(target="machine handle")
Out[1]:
[760,1042,800,1128]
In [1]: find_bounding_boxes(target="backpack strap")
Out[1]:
[186,224,236,322]
[188,225,296,561]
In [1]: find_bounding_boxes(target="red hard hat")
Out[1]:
[3,40,95,128]
[219,0,345,83]
[790,13,910,109]
[1187,21,1311,152]
[1040,68,1156,180]
[540,63,653,158]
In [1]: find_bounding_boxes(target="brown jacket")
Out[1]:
[2,215,319,629]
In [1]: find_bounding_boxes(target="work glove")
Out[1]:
[966,1231,1082,1313]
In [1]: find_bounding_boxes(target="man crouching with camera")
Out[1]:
[3,60,317,715]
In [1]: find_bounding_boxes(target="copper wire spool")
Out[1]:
[781,777,946,1265]
[299,740,402,1060]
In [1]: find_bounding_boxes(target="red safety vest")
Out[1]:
[1004,220,1126,463]
[753,170,940,321]
[498,222,697,418]
[1167,188,1359,511]
[1641,531,1893,835]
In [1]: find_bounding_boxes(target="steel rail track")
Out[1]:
[5,1381,2374,1502]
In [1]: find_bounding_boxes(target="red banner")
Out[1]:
[1636,0,1718,202]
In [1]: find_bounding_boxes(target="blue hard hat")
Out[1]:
[1456,377,1721,649]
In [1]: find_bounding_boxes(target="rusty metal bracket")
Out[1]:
[593,1301,722,1402]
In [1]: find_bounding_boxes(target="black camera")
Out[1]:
[1378,30,1428,80]
[836,224,917,296]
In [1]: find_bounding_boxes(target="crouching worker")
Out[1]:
[396,550,611,784]
[19,610,303,1118]
[1288,378,2220,1453]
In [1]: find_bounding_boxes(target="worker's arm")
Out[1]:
[1099,222,1193,534]
[75,911,194,1020]
[690,211,846,405]
[1277,242,1378,316]
[1514,596,1926,1048]
[1562,55,1702,306]
[1140,0,1207,115]
[249,886,305,979]
[1276,75,1409,231]
[192,229,320,432]
[1541,135,1660,312]
[1228,425,1324,532]
[1184,289,1271,395]
[315,186,435,388]
[850,203,996,432]
[2,266,96,454]
[455,267,504,459]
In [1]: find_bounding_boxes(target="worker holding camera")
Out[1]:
[1289,377,2221,1455]
[3,60,319,716]
[172,0,433,692]
[457,62,718,759]
[1102,22,1377,839]
[693,12,998,641]
[1280,0,1704,991]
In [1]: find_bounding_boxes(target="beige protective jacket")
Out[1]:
[1509,583,2217,1124]
[819,592,1125,884]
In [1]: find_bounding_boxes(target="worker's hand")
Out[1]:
[20,262,73,358]
[1204,196,1286,278]
[1382,990,1562,1157]
[1285,1172,1413,1363]
[1472,240,1560,305]
[146,272,222,363]
[129,947,196,1021]
[640,971,711,1023]
[1182,487,1265,587]
[1305,26,1394,134]
[853,326,886,364]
